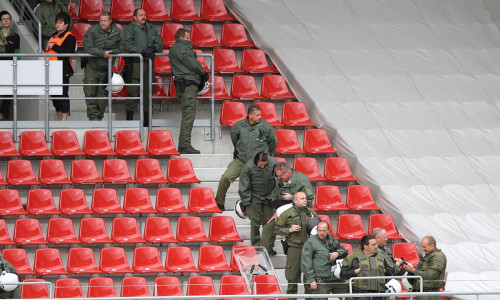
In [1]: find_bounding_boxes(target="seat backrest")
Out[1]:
[123,188,156,213]
[324,157,358,182]
[34,248,68,275]
[91,188,124,213]
[261,74,294,99]
[275,129,304,154]
[121,277,151,297]
[147,130,180,155]
[22,279,50,299]
[293,157,324,181]
[167,158,200,183]
[186,276,216,296]
[99,247,133,273]
[19,130,52,156]
[313,185,347,211]
[54,278,84,298]
[0,219,14,245]
[165,246,199,273]
[27,189,59,215]
[71,159,104,183]
[14,218,47,245]
[176,216,209,242]
[160,23,184,47]
[47,217,79,244]
[2,248,35,275]
[142,0,170,21]
[79,217,113,244]
[115,130,147,155]
[209,215,243,242]
[38,159,71,185]
[220,101,246,126]
[230,75,262,99]
[170,0,201,20]
[7,159,39,185]
[155,187,188,213]
[252,275,283,297]
[254,102,283,126]
[220,275,250,296]
[190,23,221,47]
[51,130,84,156]
[0,131,19,157]
[337,214,366,240]
[102,159,133,183]
[83,130,116,155]
[71,22,92,47]
[112,217,144,243]
[241,49,272,73]
[303,128,336,154]
[221,23,254,47]
[281,101,315,127]
[133,246,165,273]
[0,189,26,215]
[200,0,234,21]
[155,276,183,296]
[198,245,231,272]
[135,158,168,184]
[110,0,135,21]
[67,247,101,274]
[144,217,177,243]
[88,277,118,298]
[393,243,420,266]
[368,214,402,239]
[79,0,105,20]
[188,187,220,213]
[59,188,92,215]
[213,48,241,72]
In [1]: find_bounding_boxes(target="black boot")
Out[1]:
[126,110,134,120]
[143,112,149,127]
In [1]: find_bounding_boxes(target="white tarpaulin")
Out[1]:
[226,0,500,295]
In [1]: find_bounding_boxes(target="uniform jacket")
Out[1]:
[230,118,277,163]
[0,29,20,59]
[238,157,277,206]
[378,245,396,268]
[123,22,162,58]
[35,0,71,38]
[273,169,314,206]
[0,255,21,299]
[414,248,447,290]
[301,233,347,283]
[83,23,123,70]
[46,29,76,76]
[275,205,317,248]
[170,39,206,84]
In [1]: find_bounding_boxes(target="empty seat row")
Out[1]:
[72,0,236,22]
[0,186,220,216]
[0,157,198,186]
[0,130,178,157]
[313,185,382,212]
[2,215,238,246]
[323,213,402,241]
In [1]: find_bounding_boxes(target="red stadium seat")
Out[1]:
[340,243,354,254]
[220,101,246,127]
[194,49,211,72]
[154,49,171,74]
[2,249,34,275]
[252,275,285,300]
[188,187,222,213]
[221,23,255,47]
[213,48,242,73]
[393,243,420,266]
[51,130,84,156]
[209,215,243,242]
[0,189,26,215]
[83,130,116,156]
[100,247,133,274]
[230,245,259,271]
[275,129,305,154]
[67,247,101,274]
[317,214,339,239]
[198,245,232,272]
[142,0,171,21]
[19,131,52,156]
[0,219,14,245]
[112,217,145,243]
[47,218,80,244]
[7,159,40,185]
[337,214,367,240]
[71,159,104,184]
[0,170,5,186]
[22,279,50,299]
[176,216,210,242]
[293,157,325,182]
[147,130,179,156]
[160,23,183,47]
[87,277,117,298]
[261,75,295,99]
[324,157,358,182]
[54,278,84,298]
[14,218,47,245]
[273,156,287,163]
[165,246,199,273]
[155,187,188,214]
[186,276,216,297]
[231,75,263,99]
[110,0,135,21]
[303,128,337,154]
[241,49,273,73]
[170,0,202,21]
[200,0,235,21]
[115,130,147,156]
[346,185,380,211]
[167,158,200,183]
[144,217,177,243]
[34,248,68,275]
[368,214,403,239]
[102,159,133,183]
[27,189,60,215]
[133,247,167,273]
[113,56,125,73]
[121,277,151,297]
[123,188,157,213]
[72,22,91,47]
[79,0,104,20]
[281,102,315,127]
[220,275,251,299]
[152,76,170,101]
[135,158,169,184]
[210,75,232,100]
[313,185,348,211]
[79,217,113,244]
[155,276,183,296]
[59,189,93,215]
[254,102,284,127]
[91,188,125,214]
[0,131,19,157]
[38,159,72,184]
[190,23,221,47]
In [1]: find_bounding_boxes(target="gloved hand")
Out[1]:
[201,72,209,83]
[141,45,157,59]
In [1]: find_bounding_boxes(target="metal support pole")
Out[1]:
[12,57,18,142]
[139,56,144,140]
[107,58,113,141]
[210,53,215,140]
[44,56,50,140]
[148,58,153,133]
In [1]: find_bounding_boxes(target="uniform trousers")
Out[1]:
[245,197,274,246]
[215,158,244,206]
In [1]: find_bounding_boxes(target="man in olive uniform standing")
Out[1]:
[123,8,162,126]
[216,104,277,208]
[83,11,123,121]
[0,254,21,299]
[261,161,314,255]
[238,152,277,246]
[403,236,447,300]
[275,191,317,297]
[35,0,71,48]
[301,221,348,299]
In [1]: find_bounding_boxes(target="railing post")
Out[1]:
[107,58,113,141]
[44,56,50,140]
[210,53,215,140]
[148,58,153,133]
[139,55,144,140]
[12,57,18,142]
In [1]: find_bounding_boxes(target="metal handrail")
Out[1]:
[8,0,42,52]
[349,275,424,293]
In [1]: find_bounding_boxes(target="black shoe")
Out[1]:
[125,111,134,120]
[217,204,225,211]
[178,146,201,154]
[268,250,277,256]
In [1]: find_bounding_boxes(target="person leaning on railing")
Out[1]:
[0,10,20,121]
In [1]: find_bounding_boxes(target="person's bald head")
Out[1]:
[293,191,307,207]
[373,227,388,247]
[421,235,437,256]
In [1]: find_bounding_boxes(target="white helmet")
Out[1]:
[109,73,124,93]
[0,271,19,292]
[401,271,413,292]
[276,203,293,218]
[332,259,343,279]
[198,81,210,95]
[385,279,402,299]
[234,199,248,219]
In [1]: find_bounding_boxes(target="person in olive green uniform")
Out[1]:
[261,161,314,255]
[275,191,317,297]
[0,254,21,299]
[123,8,162,127]
[238,152,277,246]
[340,234,398,300]
[403,236,446,300]
[83,11,123,121]
[301,221,348,300]
[35,0,71,48]
[169,28,207,154]
[373,227,404,271]
[216,105,277,208]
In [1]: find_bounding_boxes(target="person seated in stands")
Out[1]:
[0,10,20,121]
